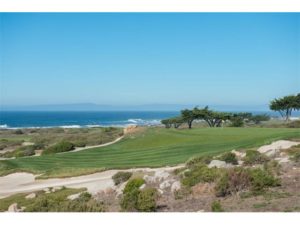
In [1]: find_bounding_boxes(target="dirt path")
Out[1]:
[65,135,124,153]
[0,165,184,199]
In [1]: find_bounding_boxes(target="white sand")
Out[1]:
[0,165,184,199]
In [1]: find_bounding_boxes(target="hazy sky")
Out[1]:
[0,13,299,107]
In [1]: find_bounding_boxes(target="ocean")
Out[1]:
[0,111,179,129]
[0,111,298,129]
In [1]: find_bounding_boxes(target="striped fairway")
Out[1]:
[1,127,300,177]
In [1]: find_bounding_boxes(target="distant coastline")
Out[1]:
[0,110,299,129]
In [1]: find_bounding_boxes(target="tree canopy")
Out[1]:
[270,94,300,121]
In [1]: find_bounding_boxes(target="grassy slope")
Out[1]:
[1,127,299,177]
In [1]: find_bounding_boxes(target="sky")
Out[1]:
[0,13,299,109]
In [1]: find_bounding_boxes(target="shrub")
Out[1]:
[211,201,224,212]
[186,155,213,167]
[120,188,140,212]
[263,160,281,176]
[292,151,300,162]
[123,178,145,194]
[174,187,191,200]
[219,152,238,165]
[230,117,244,127]
[42,141,75,155]
[112,172,132,185]
[244,150,269,165]
[181,164,220,187]
[136,188,157,212]
[73,140,86,147]
[248,168,280,192]
[215,168,251,197]
[14,129,23,135]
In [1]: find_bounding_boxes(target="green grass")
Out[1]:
[1,127,299,178]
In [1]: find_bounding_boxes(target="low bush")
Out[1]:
[1,145,36,158]
[181,163,221,187]
[186,155,213,167]
[263,160,281,176]
[219,152,238,165]
[73,140,87,147]
[215,168,251,197]
[42,141,75,155]
[248,168,280,192]
[215,167,280,197]
[112,172,132,185]
[120,188,140,211]
[211,201,224,212]
[136,188,157,212]
[123,178,145,194]
[230,117,244,127]
[243,150,269,165]
[14,129,23,135]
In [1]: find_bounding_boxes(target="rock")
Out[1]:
[123,125,138,134]
[257,140,300,156]
[171,181,181,193]
[154,170,170,181]
[8,203,20,212]
[231,150,246,158]
[143,175,156,183]
[52,186,63,192]
[139,184,146,190]
[157,189,164,194]
[275,157,290,164]
[208,160,233,168]
[67,193,81,200]
[159,180,172,189]
[238,160,244,165]
[43,188,51,194]
[25,193,36,199]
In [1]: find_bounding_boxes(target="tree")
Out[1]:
[169,117,184,129]
[181,109,196,129]
[161,119,172,128]
[193,106,231,127]
[270,94,300,121]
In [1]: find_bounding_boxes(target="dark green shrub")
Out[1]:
[244,150,269,165]
[248,168,280,192]
[230,117,244,127]
[120,188,140,212]
[112,172,132,185]
[136,188,157,212]
[14,129,23,135]
[77,192,92,202]
[181,164,220,187]
[219,152,238,165]
[186,155,213,167]
[42,141,75,155]
[123,178,145,194]
[211,201,224,212]
[73,140,86,147]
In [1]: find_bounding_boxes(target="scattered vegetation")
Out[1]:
[211,200,224,212]
[120,178,157,212]
[123,178,145,194]
[243,150,269,165]
[112,172,132,185]
[181,163,221,187]
[219,152,238,165]
[136,188,158,212]
[186,155,213,167]
[42,141,75,155]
